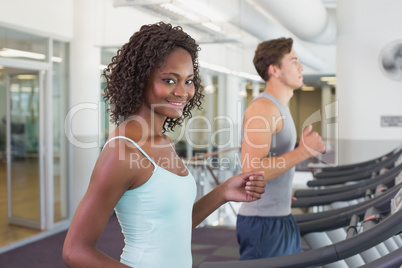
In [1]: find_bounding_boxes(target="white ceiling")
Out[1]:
[113,0,337,86]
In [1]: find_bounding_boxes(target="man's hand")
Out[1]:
[298,125,326,158]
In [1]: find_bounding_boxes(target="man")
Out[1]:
[236,37,325,260]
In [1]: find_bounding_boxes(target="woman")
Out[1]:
[62,22,265,268]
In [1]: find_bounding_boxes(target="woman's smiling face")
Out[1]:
[144,47,195,119]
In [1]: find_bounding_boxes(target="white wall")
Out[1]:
[336,0,402,164]
[0,0,73,39]
[94,0,159,47]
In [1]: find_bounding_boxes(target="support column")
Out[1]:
[225,75,245,149]
[336,0,402,164]
[69,0,102,210]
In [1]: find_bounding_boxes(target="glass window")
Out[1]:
[0,26,48,62]
[0,26,71,246]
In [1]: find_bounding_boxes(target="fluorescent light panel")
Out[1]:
[16,74,37,80]
[201,22,221,33]
[320,76,336,82]
[199,60,261,81]
[301,86,315,91]
[176,0,226,22]
[0,48,45,60]
[0,48,62,62]
[238,90,247,97]
[160,3,199,21]
[160,2,225,34]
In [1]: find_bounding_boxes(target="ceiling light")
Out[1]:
[199,60,262,82]
[327,81,337,86]
[320,76,336,82]
[200,61,231,74]
[51,56,63,63]
[16,74,38,80]
[0,48,62,63]
[301,86,315,91]
[160,3,199,21]
[202,73,215,94]
[238,90,247,98]
[176,0,227,22]
[202,22,221,33]
[0,48,46,60]
[204,85,215,94]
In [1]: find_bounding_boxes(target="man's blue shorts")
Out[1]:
[236,214,302,260]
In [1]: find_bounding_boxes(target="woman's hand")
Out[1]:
[222,171,265,202]
[192,170,265,228]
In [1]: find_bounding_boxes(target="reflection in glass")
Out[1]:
[0,70,6,235]
[9,73,40,221]
[52,40,69,223]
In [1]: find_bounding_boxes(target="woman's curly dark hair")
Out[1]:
[102,22,204,132]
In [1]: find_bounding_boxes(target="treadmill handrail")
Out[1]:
[294,163,402,198]
[312,145,401,174]
[294,184,401,229]
[308,171,374,187]
[292,185,373,207]
[314,149,402,179]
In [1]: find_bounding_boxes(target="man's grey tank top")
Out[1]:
[238,92,297,217]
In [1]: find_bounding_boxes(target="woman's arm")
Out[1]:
[192,171,265,228]
[62,142,136,268]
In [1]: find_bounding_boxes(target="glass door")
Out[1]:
[6,70,44,230]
